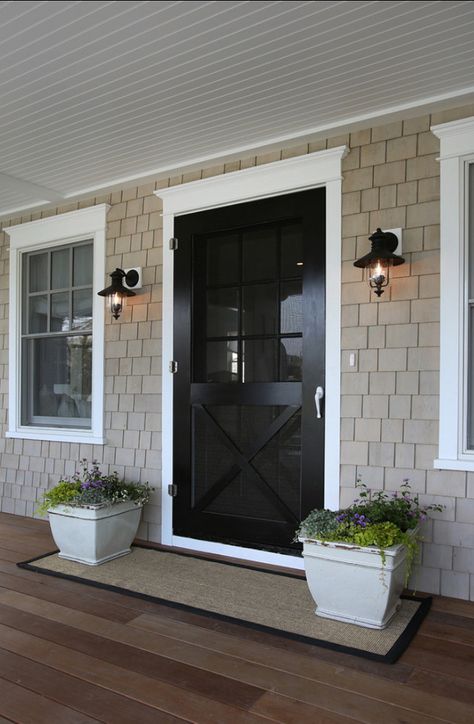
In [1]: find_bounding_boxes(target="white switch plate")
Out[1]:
[384,228,402,255]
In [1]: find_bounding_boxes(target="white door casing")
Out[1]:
[155,146,347,569]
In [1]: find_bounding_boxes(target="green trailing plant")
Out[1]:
[296,480,443,585]
[37,460,152,516]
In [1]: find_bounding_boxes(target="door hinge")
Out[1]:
[169,237,178,251]
[168,484,178,497]
[169,360,178,374]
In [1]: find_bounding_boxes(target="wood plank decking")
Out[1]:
[0,512,472,723]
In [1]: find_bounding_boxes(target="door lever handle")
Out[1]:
[315,386,324,419]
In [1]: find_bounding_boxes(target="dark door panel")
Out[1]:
[173,189,325,552]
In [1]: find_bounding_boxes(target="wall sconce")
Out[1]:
[353,228,405,297]
[98,267,140,319]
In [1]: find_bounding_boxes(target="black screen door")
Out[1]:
[173,188,325,552]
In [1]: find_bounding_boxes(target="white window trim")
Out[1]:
[4,204,109,444]
[432,117,474,471]
[155,147,347,569]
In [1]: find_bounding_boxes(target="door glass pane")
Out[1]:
[51,248,70,290]
[206,341,239,382]
[207,233,240,285]
[73,244,93,286]
[22,335,92,426]
[281,223,303,277]
[206,288,239,337]
[242,226,277,282]
[51,292,70,332]
[72,289,92,330]
[29,253,48,292]
[242,283,278,335]
[243,339,277,382]
[29,295,48,333]
[280,337,302,381]
[280,281,302,334]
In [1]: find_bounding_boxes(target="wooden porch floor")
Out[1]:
[0,513,473,723]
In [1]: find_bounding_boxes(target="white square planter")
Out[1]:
[301,536,410,629]
[48,501,142,565]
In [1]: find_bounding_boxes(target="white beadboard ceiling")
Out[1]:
[1,0,473,217]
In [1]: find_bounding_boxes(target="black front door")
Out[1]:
[173,188,325,552]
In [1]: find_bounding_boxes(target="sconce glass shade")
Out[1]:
[97,268,138,319]
[354,228,404,297]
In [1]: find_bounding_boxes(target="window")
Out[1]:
[5,205,107,444]
[432,117,474,470]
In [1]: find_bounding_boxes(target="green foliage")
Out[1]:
[296,479,442,585]
[37,480,82,516]
[294,508,339,541]
[37,460,152,517]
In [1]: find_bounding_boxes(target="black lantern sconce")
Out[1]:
[98,267,140,319]
[353,228,405,297]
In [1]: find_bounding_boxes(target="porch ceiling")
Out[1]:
[0,0,473,217]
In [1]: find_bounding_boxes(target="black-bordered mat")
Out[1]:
[18,545,431,664]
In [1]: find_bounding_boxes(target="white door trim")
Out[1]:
[155,146,347,569]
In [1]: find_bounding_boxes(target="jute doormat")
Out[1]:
[18,545,430,663]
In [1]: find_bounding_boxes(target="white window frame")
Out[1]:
[4,204,108,444]
[155,146,346,569]
[432,117,474,471]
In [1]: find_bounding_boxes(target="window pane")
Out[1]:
[242,283,278,335]
[51,292,70,332]
[206,341,239,382]
[72,289,92,330]
[280,337,302,381]
[73,244,93,286]
[22,335,92,426]
[281,223,303,277]
[206,287,239,338]
[206,233,240,285]
[280,281,302,334]
[51,248,69,289]
[29,295,48,333]
[242,226,277,282]
[243,339,278,382]
[29,253,48,292]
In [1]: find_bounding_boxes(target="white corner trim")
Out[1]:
[156,147,346,562]
[4,204,108,445]
[431,116,474,470]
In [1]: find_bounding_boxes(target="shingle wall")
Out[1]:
[1,102,474,599]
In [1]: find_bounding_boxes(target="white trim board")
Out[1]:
[431,116,474,471]
[155,147,346,569]
[4,204,108,445]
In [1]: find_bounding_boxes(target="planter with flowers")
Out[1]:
[38,460,152,566]
[296,481,442,629]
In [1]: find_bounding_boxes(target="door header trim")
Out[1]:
[156,147,346,568]
[156,147,347,216]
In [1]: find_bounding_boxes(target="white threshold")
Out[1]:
[172,536,305,571]
[156,147,346,569]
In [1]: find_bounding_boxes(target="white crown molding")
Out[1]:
[4,204,110,247]
[155,146,347,216]
[431,116,474,159]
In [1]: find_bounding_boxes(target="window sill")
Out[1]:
[6,429,105,445]
[434,458,474,472]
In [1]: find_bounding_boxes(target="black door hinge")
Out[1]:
[169,360,178,374]
[169,237,178,250]
[168,484,178,497]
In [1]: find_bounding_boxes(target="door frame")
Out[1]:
[156,146,347,569]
